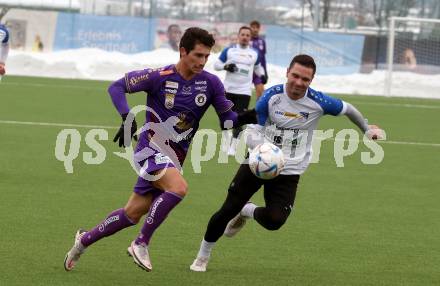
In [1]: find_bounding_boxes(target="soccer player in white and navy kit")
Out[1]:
[214,26,265,155]
[190,54,383,272]
[0,23,10,76]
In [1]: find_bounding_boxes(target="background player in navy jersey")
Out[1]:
[190,54,383,272]
[0,23,10,77]
[250,20,267,99]
[64,27,256,272]
[214,26,265,155]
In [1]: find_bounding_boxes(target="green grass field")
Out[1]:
[1,75,439,285]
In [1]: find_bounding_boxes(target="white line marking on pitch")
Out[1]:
[1,119,439,147]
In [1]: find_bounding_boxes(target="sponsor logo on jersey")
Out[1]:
[159,70,174,76]
[195,80,207,85]
[275,110,308,119]
[165,88,177,94]
[129,74,149,86]
[299,112,310,119]
[182,86,192,95]
[165,93,175,109]
[195,93,207,107]
[98,215,120,232]
[195,85,207,91]
[165,81,179,89]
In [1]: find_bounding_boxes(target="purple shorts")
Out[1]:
[252,73,263,85]
[133,150,177,196]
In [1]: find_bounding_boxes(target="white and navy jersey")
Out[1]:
[0,24,8,44]
[249,84,347,175]
[214,44,264,96]
[0,24,10,63]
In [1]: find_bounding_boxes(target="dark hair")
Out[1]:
[289,54,316,75]
[238,26,251,34]
[179,27,215,53]
[250,20,261,28]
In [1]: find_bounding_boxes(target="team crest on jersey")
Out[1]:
[165,93,175,109]
[195,93,207,107]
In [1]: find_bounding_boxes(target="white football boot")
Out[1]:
[127,241,153,271]
[190,256,210,272]
[224,212,247,237]
[64,229,87,271]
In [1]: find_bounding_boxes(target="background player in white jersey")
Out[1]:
[214,26,265,156]
[190,54,383,272]
[0,23,10,77]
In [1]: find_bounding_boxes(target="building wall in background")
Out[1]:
[3,9,58,52]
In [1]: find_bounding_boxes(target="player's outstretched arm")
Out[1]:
[217,109,257,130]
[344,102,383,140]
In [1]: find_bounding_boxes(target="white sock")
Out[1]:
[197,239,215,258]
[221,130,232,153]
[241,203,257,218]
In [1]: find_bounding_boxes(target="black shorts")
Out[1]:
[229,163,300,210]
[226,93,251,113]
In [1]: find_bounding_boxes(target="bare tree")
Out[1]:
[0,7,10,21]
[172,0,187,19]
[322,0,331,28]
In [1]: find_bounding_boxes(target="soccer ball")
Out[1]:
[249,143,285,180]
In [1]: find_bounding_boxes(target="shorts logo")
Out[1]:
[165,93,175,109]
[165,81,179,89]
[155,153,172,165]
[195,93,207,107]
[147,197,164,224]
[98,215,120,232]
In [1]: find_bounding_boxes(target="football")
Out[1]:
[249,143,285,180]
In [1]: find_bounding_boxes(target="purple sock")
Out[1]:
[135,191,183,245]
[81,208,136,247]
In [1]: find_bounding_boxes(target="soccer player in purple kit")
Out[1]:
[64,27,256,272]
[250,20,267,99]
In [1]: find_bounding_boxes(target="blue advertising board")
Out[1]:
[266,26,365,75]
[54,13,156,53]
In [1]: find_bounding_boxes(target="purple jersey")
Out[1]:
[123,64,233,165]
[250,36,267,71]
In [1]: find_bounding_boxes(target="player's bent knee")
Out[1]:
[124,208,142,224]
[263,210,289,231]
[168,180,188,197]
